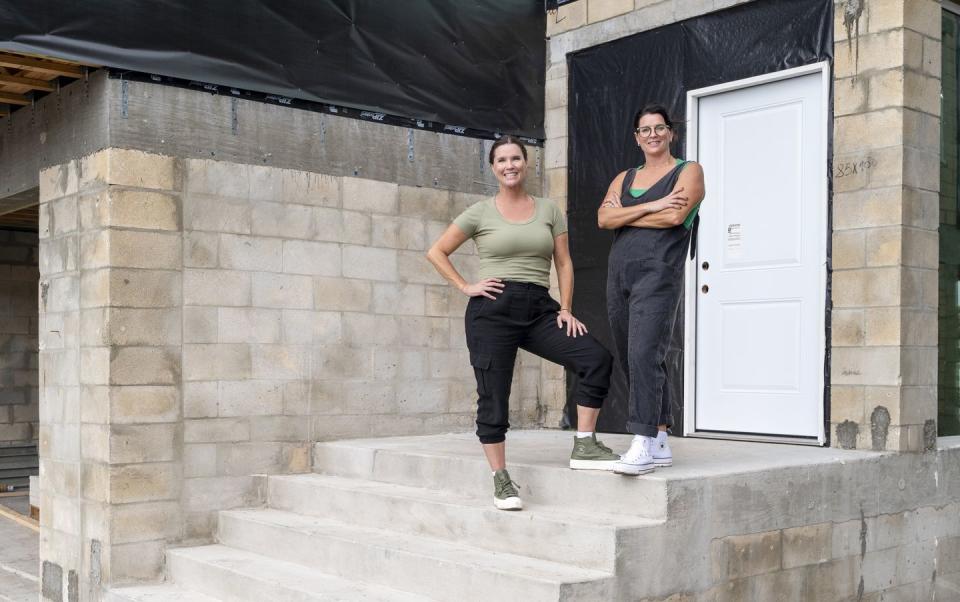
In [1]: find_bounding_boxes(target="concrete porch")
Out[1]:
[107,431,960,601]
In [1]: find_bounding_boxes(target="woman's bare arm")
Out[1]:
[626,162,705,229]
[426,224,503,299]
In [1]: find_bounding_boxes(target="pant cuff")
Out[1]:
[626,421,660,438]
[478,434,506,444]
[576,397,604,409]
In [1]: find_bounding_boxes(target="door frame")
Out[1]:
[682,61,831,445]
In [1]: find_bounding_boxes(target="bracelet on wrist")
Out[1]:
[559,307,570,312]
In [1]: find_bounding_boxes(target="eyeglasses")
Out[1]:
[635,124,671,137]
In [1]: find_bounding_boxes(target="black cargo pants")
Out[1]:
[464,281,613,444]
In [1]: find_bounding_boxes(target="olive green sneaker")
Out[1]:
[493,469,522,511]
[569,434,620,471]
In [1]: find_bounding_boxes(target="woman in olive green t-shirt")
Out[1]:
[426,135,617,511]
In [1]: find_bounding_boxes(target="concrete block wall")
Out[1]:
[830,0,941,451]
[0,229,38,443]
[545,0,944,451]
[37,144,561,595]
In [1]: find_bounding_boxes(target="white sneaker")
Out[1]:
[652,431,672,467]
[613,436,656,476]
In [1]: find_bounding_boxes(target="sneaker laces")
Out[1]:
[593,435,614,454]
[622,438,653,464]
[495,475,521,499]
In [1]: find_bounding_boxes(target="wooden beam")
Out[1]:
[0,52,83,77]
[0,106,8,117]
[0,73,55,91]
[0,91,29,106]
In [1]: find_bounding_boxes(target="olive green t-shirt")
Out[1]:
[453,197,567,288]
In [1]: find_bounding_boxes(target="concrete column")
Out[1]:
[829,0,941,451]
[38,149,185,599]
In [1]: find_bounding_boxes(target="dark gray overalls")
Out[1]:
[606,161,696,438]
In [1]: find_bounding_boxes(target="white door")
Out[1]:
[687,65,828,442]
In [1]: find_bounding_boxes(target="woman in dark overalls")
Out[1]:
[597,104,705,475]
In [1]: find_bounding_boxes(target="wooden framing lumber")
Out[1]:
[0,91,30,106]
[0,73,56,91]
[0,52,84,77]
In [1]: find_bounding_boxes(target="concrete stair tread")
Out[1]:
[270,473,661,528]
[168,544,434,601]
[105,584,223,602]
[221,508,613,585]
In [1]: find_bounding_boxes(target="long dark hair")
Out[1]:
[488,135,528,164]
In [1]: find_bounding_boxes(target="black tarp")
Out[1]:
[566,0,833,434]
[0,1,546,139]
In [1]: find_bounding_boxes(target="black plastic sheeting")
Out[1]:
[566,0,833,435]
[0,1,546,139]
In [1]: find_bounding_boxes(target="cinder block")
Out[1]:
[546,1,586,36]
[830,347,901,386]
[864,308,901,346]
[342,246,397,281]
[110,149,178,191]
[831,309,864,347]
[865,69,903,112]
[251,201,314,239]
[280,310,341,345]
[184,418,250,443]
[782,523,832,569]
[832,230,866,269]
[922,36,941,77]
[183,382,219,418]
[834,30,905,79]
[711,530,783,581]
[903,71,941,116]
[110,501,180,545]
[249,416,310,442]
[404,316,450,348]
[341,380,394,414]
[183,231,219,268]
[219,234,282,272]
[183,306,218,343]
[372,282,425,316]
[183,269,251,307]
[832,267,900,307]
[248,165,283,202]
[313,345,372,379]
[545,107,567,139]
[186,158,249,198]
[830,385,866,424]
[342,177,399,215]
[106,189,180,231]
[109,423,177,464]
[282,240,340,276]
[904,0,941,40]
[252,273,314,309]
[182,475,255,512]
[834,109,903,154]
[107,308,181,346]
[216,442,285,476]
[283,381,310,415]
[100,269,181,308]
[903,108,940,154]
[281,169,340,207]
[184,443,217,477]
[865,0,904,33]
[371,215,427,251]
[218,308,282,344]
[398,250,446,285]
[429,349,471,379]
[832,187,902,231]
[902,227,938,269]
[396,380,447,413]
[251,345,311,380]
[588,0,633,23]
[901,346,936,386]
[110,346,180,386]
[342,313,398,347]
[374,348,427,380]
[39,161,79,202]
[313,277,372,312]
[185,196,251,234]
[78,150,109,191]
[111,386,180,424]
[398,186,451,220]
[544,136,567,170]
[110,462,180,504]
[865,227,902,267]
[218,380,283,417]
[182,344,252,381]
[110,230,182,270]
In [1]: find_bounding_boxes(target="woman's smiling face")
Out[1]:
[635,112,673,156]
[491,143,527,188]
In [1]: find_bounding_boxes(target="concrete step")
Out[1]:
[218,508,614,601]
[267,473,659,572]
[105,584,222,602]
[167,544,433,601]
[312,432,669,518]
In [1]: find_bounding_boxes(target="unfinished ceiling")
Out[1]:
[0,50,91,119]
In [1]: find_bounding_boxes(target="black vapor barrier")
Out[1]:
[0,1,546,139]
[566,0,832,434]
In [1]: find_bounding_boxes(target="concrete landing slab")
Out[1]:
[0,507,39,602]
